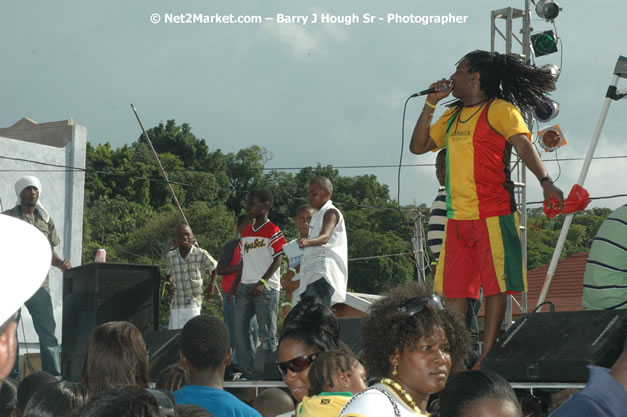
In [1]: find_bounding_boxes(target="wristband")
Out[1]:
[288,268,297,274]
[258,278,270,290]
[281,302,292,308]
[425,99,437,109]
[540,175,553,185]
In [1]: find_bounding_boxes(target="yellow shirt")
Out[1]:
[297,392,353,417]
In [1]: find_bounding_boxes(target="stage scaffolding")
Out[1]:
[490,1,535,327]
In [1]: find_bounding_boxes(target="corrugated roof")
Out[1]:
[479,252,589,316]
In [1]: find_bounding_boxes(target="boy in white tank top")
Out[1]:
[298,177,348,306]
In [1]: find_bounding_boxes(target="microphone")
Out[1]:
[410,81,452,98]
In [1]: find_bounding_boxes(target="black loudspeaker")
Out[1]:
[145,330,182,382]
[339,318,364,356]
[62,262,160,381]
[483,310,626,382]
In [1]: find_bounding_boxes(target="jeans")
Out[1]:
[234,284,279,377]
[221,290,258,367]
[10,287,61,378]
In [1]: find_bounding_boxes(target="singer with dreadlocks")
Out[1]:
[409,50,564,367]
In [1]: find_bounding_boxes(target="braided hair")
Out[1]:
[308,348,360,396]
[279,296,341,352]
[449,50,555,113]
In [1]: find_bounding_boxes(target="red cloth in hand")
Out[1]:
[543,184,591,218]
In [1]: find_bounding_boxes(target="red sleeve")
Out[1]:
[269,228,286,257]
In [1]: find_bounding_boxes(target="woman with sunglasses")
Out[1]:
[277,296,342,406]
[340,283,469,417]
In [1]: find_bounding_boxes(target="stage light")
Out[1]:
[535,0,561,21]
[541,64,560,80]
[531,30,558,57]
[535,100,560,122]
[538,125,566,152]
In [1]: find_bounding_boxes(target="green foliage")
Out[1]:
[347,229,415,294]
[526,207,612,270]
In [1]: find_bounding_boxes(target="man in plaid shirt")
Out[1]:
[167,224,218,329]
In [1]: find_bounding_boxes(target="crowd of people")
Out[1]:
[1,49,626,417]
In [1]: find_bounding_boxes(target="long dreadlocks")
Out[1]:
[448,50,555,113]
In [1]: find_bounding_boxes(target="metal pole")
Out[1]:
[536,73,620,309]
[412,211,426,283]
[131,104,189,226]
[130,104,223,303]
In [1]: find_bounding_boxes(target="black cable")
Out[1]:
[552,147,562,182]
[2,154,627,175]
[398,95,414,210]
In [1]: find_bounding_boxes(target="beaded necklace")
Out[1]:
[380,378,422,415]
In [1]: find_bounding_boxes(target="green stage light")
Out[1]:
[531,30,558,57]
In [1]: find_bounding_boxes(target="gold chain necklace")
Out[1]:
[381,378,421,414]
[457,100,488,123]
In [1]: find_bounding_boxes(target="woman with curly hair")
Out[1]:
[276,296,341,406]
[340,283,470,417]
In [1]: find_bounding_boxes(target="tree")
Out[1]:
[225,146,268,214]
[347,229,415,294]
[139,120,212,170]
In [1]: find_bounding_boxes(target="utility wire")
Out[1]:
[3,154,627,174]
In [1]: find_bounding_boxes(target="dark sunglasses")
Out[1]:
[398,294,445,315]
[276,353,318,375]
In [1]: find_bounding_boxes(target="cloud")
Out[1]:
[263,22,321,57]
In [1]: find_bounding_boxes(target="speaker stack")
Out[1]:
[61,262,160,381]
[483,310,626,382]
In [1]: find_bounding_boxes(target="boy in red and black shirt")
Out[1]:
[228,188,286,378]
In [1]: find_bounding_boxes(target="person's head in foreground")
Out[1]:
[156,364,189,393]
[175,404,215,417]
[80,321,150,394]
[278,296,341,402]
[75,386,161,417]
[180,314,231,382]
[0,377,17,417]
[308,349,367,396]
[436,370,522,417]
[252,388,295,417]
[22,381,89,417]
[0,214,51,386]
[353,282,470,415]
[16,372,57,416]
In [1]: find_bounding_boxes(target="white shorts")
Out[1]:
[169,301,201,330]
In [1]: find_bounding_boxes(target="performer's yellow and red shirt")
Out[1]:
[430,99,530,220]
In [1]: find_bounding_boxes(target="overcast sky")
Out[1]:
[2,0,626,210]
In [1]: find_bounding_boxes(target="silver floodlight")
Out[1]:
[535,0,561,21]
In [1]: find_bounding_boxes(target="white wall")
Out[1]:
[0,119,86,352]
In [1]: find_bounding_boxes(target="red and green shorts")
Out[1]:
[434,213,527,299]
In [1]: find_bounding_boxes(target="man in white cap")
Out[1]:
[2,176,71,378]
[0,214,52,385]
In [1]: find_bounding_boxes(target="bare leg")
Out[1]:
[480,292,506,363]
[445,298,468,321]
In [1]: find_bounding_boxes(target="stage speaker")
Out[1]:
[482,310,626,382]
[145,329,182,382]
[339,318,364,356]
[62,262,160,381]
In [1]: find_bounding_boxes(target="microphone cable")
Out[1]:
[397,95,414,211]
